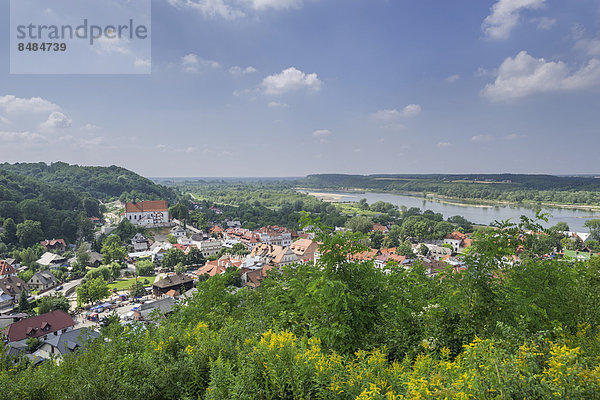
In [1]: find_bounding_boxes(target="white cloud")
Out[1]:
[482,51,600,101]
[250,0,303,10]
[401,104,422,117]
[437,142,452,148]
[81,123,101,131]
[446,74,460,83]
[312,129,331,137]
[262,67,321,95]
[532,16,556,30]
[134,58,151,69]
[156,144,168,150]
[0,116,9,125]
[0,131,46,143]
[181,54,221,73]
[268,101,288,108]
[576,38,600,57]
[95,36,131,55]
[482,0,546,40]
[0,95,60,114]
[167,0,304,18]
[167,0,245,19]
[369,104,422,122]
[40,112,72,130]
[229,66,258,77]
[504,133,526,140]
[471,134,493,142]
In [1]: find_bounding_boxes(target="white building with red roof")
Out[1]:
[124,200,169,227]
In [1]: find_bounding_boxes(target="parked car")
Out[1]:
[55,285,63,291]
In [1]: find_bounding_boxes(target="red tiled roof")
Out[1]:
[125,200,168,213]
[4,310,74,342]
[40,239,66,248]
[0,260,16,276]
[446,231,467,241]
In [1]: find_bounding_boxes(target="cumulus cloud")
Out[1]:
[0,95,60,114]
[482,0,546,40]
[229,66,258,77]
[181,54,220,73]
[482,51,600,101]
[262,67,321,95]
[41,112,72,130]
[471,134,493,142]
[504,133,526,140]
[0,131,46,144]
[437,142,452,148]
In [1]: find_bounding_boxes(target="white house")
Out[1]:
[124,200,169,227]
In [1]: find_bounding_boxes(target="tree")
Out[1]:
[448,215,473,232]
[135,259,155,276]
[382,225,402,248]
[85,266,112,282]
[162,248,186,269]
[345,216,373,234]
[129,280,146,297]
[77,277,109,307]
[175,263,187,274]
[101,235,127,264]
[76,244,90,267]
[166,234,177,244]
[18,290,30,312]
[552,221,570,232]
[396,241,416,258]
[16,220,44,248]
[434,221,455,239]
[25,337,42,353]
[418,244,429,256]
[110,262,122,280]
[1,218,17,245]
[38,294,70,314]
[169,203,190,221]
[585,219,600,242]
[370,231,384,249]
[186,247,205,266]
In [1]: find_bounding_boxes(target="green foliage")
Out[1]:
[76,277,109,307]
[169,202,190,221]
[370,230,384,249]
[162,248,186,269]
[101,234,127,264]
[85,266,112,282]
[129,280,146,297]
[24,337,42,353]
[16,220,44,248]
[345,215,374,233]
[166,234,177,244]
[585,219,600,241]
[38,293,70,314]
[135,259,155,276]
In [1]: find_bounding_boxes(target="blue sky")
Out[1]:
[0,0,599,177]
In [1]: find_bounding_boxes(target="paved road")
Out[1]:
[34,278,83,301]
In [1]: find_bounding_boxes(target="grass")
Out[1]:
[108,276,156,291]
[334,203,381,217]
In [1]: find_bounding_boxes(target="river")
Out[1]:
[303,190,600,232]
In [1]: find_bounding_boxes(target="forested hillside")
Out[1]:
[0,162,176,202]
[0,168,98,247]
[303,174,600,205]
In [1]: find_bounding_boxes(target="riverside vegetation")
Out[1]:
[1,216,600,399]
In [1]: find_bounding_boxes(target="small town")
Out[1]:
[2,196,597,367]
[2,0,600,397]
